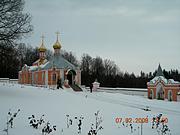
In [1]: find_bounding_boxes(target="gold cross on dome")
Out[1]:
[41,34,45,43]
[41,34,45,39]
[56,31,60,41]
[56,31,60,36]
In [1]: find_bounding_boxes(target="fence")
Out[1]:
[0,78,18,84]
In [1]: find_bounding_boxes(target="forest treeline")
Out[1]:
[0,44,180,88]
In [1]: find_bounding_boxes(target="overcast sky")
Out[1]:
[23,0,180,75]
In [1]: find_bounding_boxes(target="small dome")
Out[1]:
[39,35,46,52]
[39,44,46,52]
[53,31,62,49]
[53,40,61,49]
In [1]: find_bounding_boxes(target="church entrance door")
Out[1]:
[67,73,73,85]
[156,83,164,100]
[67,69,76,85]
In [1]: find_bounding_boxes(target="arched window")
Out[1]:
[36,73,38,83]
[168,90,172,101]
[52,73,56,81]
[149,89,154,99]
[32,73,34,84]
[42,72,45,85]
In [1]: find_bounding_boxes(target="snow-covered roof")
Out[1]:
[22,60,50,72]
[28,62,51,71]
[29,65,38,71]
[93,81,100,85]
[168,79,180,84]
[149,76,180,85]
[148,64,180,85]
[40,61,50,69]
[33,59,48,65]
[149,76,168,84]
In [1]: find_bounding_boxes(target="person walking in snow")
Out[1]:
[57,78,60,89]
[57,78,63,89]
[130,124,133,133]
[90,84,93,93]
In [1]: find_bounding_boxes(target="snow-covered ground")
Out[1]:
[97,87,147,97]
[0,82,180,135]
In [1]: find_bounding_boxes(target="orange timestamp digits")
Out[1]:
[115,117,168,124]
[115,117,149,124]
[153,117,168,123]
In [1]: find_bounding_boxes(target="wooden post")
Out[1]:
[138,126,140,135]
[7,116,9,135]
[141,123,143,135]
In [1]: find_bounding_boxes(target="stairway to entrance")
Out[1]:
[70,84,83,92]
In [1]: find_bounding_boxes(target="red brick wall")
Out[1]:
[148,87,156,99]
[48,70,60,85]
[148,84,179,101]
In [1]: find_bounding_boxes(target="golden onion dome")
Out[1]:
[39,43,46,52]
[53,32,62,49]
[53,40,61,49]
[38,35,46,52]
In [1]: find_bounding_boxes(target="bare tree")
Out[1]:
[61,50,79,66]
[91,56,105,78]
[0,0,33,45]
[81,54,92,75]
[0,0,32,78]
[104,59,119,76]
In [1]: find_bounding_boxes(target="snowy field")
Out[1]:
[0,82,180,135]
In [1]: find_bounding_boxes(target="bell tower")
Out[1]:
[38,35,46,63]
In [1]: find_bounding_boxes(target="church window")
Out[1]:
[32,73,34,84]
[42,72,44,80]
[52,73,56,81]
[168,90,172,101]
[149,89,154,99]
[36,73,38,83]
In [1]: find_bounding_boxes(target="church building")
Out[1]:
[18,33,81,89]
[147,64,180,101]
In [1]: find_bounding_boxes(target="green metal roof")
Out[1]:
[42,54,77,70]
